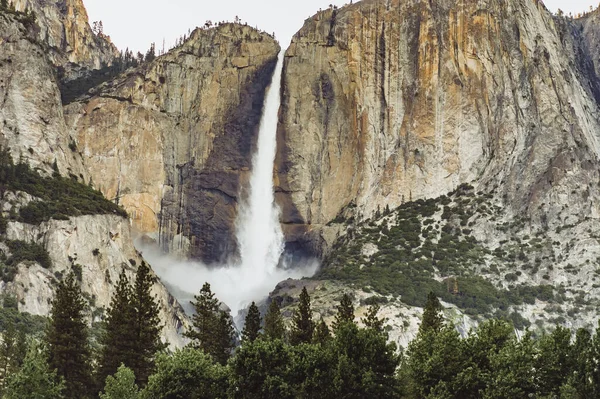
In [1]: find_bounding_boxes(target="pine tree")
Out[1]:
[263,299,285,340]
[362,304,385,334]
[214,310,235,365]
[130,261,164,385]
[185,282,220,349]
[419,291,444,334]
[144,42,156,62]
[242,301,261,343]
[4,341,65,399]
[46,272,93,399]
[332,293,354,332]
[313,318,331,344]
[97,269,136,387]
[290,287,314,345]
[185,282,234,364]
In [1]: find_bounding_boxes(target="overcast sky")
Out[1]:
[84,0,597,54]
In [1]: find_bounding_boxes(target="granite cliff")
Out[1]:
[65,24,280,263]
[0,3,186,345]
[272,0,600,341]
[0,10,88,177]
[9,0,118,78]
[276,0,600,258]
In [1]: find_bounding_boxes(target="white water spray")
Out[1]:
[236,51,285,274]
[143,53,317,316]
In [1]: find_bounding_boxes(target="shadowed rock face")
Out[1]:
[66,24,280,263]
[180,54,278,263]
[276,0,600,257]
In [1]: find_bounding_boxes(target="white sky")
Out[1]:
[83,0,597,54]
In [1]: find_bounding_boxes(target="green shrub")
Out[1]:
[0,295,47,335]
[0,148,127,224]
[72,264,83,282]
[362,296,388,306]
[5,239,52,269]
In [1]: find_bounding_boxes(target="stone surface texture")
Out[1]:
[276,0,600,257]
[65,24,280,263]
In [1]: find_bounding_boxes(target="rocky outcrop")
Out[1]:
[2,213,187,347]
[65,24,280,263]
[0,11,88,177]
[276,0,600,257]
[9,0,117,76]
[266,279,475,351]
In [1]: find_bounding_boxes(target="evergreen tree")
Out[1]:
[263,299,285,340]
[589,322,600,397]
[214,310,235,365]
[289,343,337,398]
[332,323,401,398]
[144,42,156,63]
[130,261,164,385]
[362,304,385,333]
[406,325,467,398]
[0,321,18,391]
[332,293,354,332]
[13,329,27,369]
[229,339,293,399]
[4,341,65,399]
[313,318,331,344]
[483,332,537,397]
[185,282,234,365]
[419,291,444,334]
[456,319,515,398]
[185,282,220,348]
[46,272,93,399]
[142,348,229,399]
[242,301,261,343]
[99,364,139,399]
[290,287,315,345]
[0,321,26,395]
[570,328,595,397]
[536,326,574,397]
[97,269,136,387]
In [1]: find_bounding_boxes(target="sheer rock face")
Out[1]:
[65,24,280,263]
[276,0,600,256]
[0,13,88,177]
[9,0,118,74]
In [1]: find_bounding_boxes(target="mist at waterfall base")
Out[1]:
[139,245,318,318]
[140,53,318,319]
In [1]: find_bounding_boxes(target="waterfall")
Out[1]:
[142,52,317,317]
[235,52,285,274]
